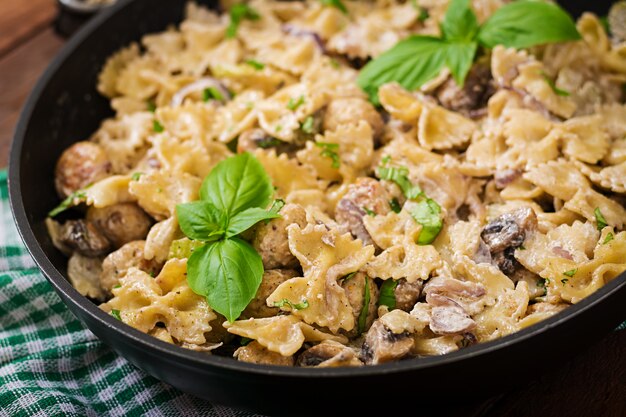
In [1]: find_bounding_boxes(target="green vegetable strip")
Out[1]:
[357,277,371,335]
[110,310,122,321]
[378,165,422,199]
[594,207,608,230]
[48,189,89,217]
[410,198,443,245]
[226,4,261,38]
[378,280,398,309]
[273,298,309,310]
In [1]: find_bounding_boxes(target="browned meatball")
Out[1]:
[324,98,384,138]
[55,141,112,198]
[252,203,307,269]
[234,341,294,366]
[394,279,424,312]
[87,203,152,249]
[57,219,111,257]
[335,177,391,246]
[100,240,162,293]
[341,272,379,336]
[242,269,299,319]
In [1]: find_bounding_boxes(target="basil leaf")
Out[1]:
[200,152,274,218]
[410,198,443,245]
[441,0,479,42]
[445,41,478,86]
[478,0,580,49]
[168,238,205,260]
[357,276,371,335]
[226,3,261,39]
[187,238,263,323]
[320,0,348,15]
[378,279,398,309]
[357,36,448,104]
[226,207,281,238]
[378,165,423,200]
[176,201,226,242]
[594,207,608,230]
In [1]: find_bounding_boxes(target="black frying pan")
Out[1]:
[8,1,623,415]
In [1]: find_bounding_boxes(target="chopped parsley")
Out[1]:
[153,120,164,133]
[203,86,224,102]
[113,284,122,289]
[363,207,376,217]
[389,198,402,213]
[226,3,261,38]
[245,59,265,70]
[603,232,614,245]
[110,309,122,321]
[563,269,577,278]
[275,125,283,132]
[301,116,315,134]
[541,71,570,96]
[377,162,423,200]
[315,142,340,168]
[594,207,608,230]
[131,172,143,182]
[287,95,306,111]
[273,298,309,310]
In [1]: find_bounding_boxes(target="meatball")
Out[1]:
[55,141,112,198]
[57,219,111,257]
[296,340,362,367]
[235,341,294,366]
[335,177,391,246]
[252,203,307,269]
[341,272,379,336]
[242,269,299,318]
[100,240,162,293]
[323,98,384,138]
[394,279,424,312]
[87,203,152,248]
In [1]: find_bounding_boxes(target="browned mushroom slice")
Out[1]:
[234,341,294,366]
[87,203,152,249]
[242,269,299,319]
[361,320,414,365]
[54,141,112,198]
[57,219,111,257]
[335,178,391,246]
[429,303,476,336]
[480,207,537,275]
[297,340,362,367]
[252,204,307,269]
[100,240,162,293]
[434,61,496,119]
[394,279,424,312]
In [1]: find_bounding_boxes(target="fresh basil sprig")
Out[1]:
[176,153,280,322]
[357,0,580,104]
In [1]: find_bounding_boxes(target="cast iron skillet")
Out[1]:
[8,0,623,415]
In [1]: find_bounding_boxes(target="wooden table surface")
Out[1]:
[1,1,625,416]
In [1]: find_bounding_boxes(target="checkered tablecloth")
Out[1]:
[0,171,263,417]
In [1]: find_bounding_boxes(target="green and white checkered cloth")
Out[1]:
[0,171,264,417]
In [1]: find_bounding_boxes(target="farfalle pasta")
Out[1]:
[47,0,626,366]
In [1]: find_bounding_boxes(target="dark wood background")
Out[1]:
[0,1,624,416]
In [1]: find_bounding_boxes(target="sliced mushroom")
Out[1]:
[394,279,424,312]
[360,320,414,365]
[235,341,294,366]
[87,203,152,249]
[252,204,307,269]
[335,177,391,246]
[481,207,537,275]
[100,240,162,293]
[296,340,362,367]
[434,61,496,119]
[57,219,111,257]
[242,269,299,319]
[429,301,476,336]
[324,97,384,138]
[55,141,112,198]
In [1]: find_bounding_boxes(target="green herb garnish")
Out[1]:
[301,116,315,134]
[377,164,422,200]
[378,279,398,309]
[410,198,443,245]
[363,207,376,217]
[287,95,306,111]
[357,0,580,104]
[594,207,608,230]
[113,284,122,289]
[357,277,371,334]
[203,86,224,102]
[131,172,143,182]
[153,120,164,133]
[273,298,309,310]
[245,59,265,70]
[563,269,577,278]
[320,0,348,15]
[176,153,281,322]
[48,188,89,217]
[315,142,340,169]
[341,271,357,283]
[541,71,570,96]
[257,137,284,149]
[226,3,261,38]
[146,100,156,113]
[603,232,615,245]
[389,198,402,214]
[111,309,122,321]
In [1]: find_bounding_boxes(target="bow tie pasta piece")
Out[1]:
[560,115,611,164]
[153,134,231,180]
[253,149,321,198]
[100,259,216,345]
[265,224,375,333]
[575,160,626,194]
[524,159,591,201]
[224,315,347,357]
[129,170,201,220]
[210,90,264,143]
[144,217,180,263]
